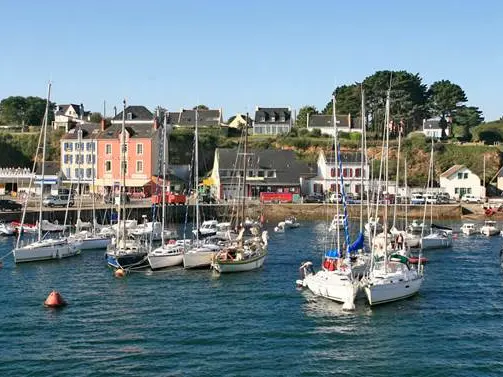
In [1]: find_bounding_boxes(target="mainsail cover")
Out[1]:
[348,232,364,253]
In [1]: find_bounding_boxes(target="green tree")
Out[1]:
[0,96,54,126]
[90,112,103,123]
[453,106,484,140]
[193,105,209,110]
[322,84,361,116]
[428,80,467,138]
[296,105,317,128]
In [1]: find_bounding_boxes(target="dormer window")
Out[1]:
[271,116,276,122]
[127,112,133,120]
[279,115,285,122]
[260,116,265,122]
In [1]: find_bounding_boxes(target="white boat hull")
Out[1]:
[73,236,111,250]
[148,246,184,270]
[462,228,477,236]
[480,227,499,236]
[302,270,358,304]
[183,248,215,269]
[13,239,80,263]
[420,234,452,249]
[364,276,423,305]
[212,252,267,273]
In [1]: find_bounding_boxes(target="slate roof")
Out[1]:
[440,164,466,178]
[324,151,363,164]
[423,118,442,130]
[61,123,101,140]
[35,161,60,176]
[217,148,315,185]
[96,123,158,139]
[307,114,362,130]
[254,107,291,124]
[55,104,82,117]
[112,105,153,121]
[167,109,222,126]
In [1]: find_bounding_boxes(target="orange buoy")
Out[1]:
[44,290,67,308]
[114,268,126,278]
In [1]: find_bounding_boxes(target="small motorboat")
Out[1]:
[284,216,300,229]
[480,220,499,236]
[460,223,477,236]
[274,222,285,233]
[0,221,15,236]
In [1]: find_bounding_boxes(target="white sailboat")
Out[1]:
[297,94,359,310]
[67,123,111,250]
[13,83,80,263]
[362,83,423,306]
[419,140,452,250]
[148,112,183,270]
[211,112,268,273]
[184,108,219,269]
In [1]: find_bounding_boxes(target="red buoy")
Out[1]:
[114,268,126,278]
[44,290,67,308]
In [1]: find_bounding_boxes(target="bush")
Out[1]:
[310,128,321,137]
[298,128,310,137]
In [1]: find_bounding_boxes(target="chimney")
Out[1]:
[114,106,117,117]
[100,119,106,131]
[306,112,310,128]
[348,113,351,129]
[153,117,159,130]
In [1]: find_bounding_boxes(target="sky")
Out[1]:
[0,0,502,121]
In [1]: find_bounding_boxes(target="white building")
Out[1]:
[308,150,369,196]
[253,107,292,135]
[53,104,91,132]
[60,123,100,193]
[439,165,485,199]
[423,118,449,139]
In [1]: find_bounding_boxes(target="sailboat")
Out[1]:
[148,112,184,270]
[13,83,80,263]
[105,100,148,270]
[183,108,221,269]
[211,113,268,273]
[362,84,424,306]
[296,95,359,310]
[420,140,453,249]
[67,123,111,250]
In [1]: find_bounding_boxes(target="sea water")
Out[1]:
[0,221,502,376]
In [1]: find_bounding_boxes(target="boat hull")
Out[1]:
[420,235,452,249]
[364,276,423,306]
[480,227,499,236]
[183,248,215,269]
[13,240,80,263]
[148,246,184,270]
[106,250,149,269]
[302,270,358,303]
[213,252,267,273]
[76,236,111,250]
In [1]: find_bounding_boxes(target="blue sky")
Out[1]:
[0,0,501,120]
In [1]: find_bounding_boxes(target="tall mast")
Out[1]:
[38,82,51,242]
[332,95,340,253]
[404,157,408,229]
[359,87,365,233]
[161,113,168,245]
[383,86,391,272]
[392,122,402,228]
[195,107,200,242]
[76,122,83,226]
[92,128,96,235]
[240,112,249,227]
[117,100,126,242]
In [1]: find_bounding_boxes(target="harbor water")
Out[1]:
[1,221,503,376]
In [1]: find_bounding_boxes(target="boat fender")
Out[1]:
[328,259,335,271]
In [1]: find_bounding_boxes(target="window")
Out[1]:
[330,168,336,177]
[258,170,265,178]
[467,188,472,194]
[64,142,73,151]
[86,168,92,178]
[280,116,285,122]
[86,154,93,163]
[247,170,253,177]
[271,116,276,122]
[127,112,133,120]
[65,168,70,178]
[330,184,337,192]
[105,160,112,173]
[266,170,275,178]
[136,143,143,155]
[80,168,84,178]
[121,161,128,174]
[74,168,79,177]
[105,144,112,154]
[136,160,143,173]
[86,142,92,151]
[68,155,73,164]
[457,173,463,179]
[260,116,265,122]
[355,168,361,177]
[464,173,468,179]
[313,183,324,194]
[455,188,459,194]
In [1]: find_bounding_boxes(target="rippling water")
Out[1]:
[1,221,503,376]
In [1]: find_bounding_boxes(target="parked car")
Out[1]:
[461,194,481,203]
[0,199,22,211]
[411,193,425,205]
[436,193,450,204]
[424,193,438,204]
[304,194,324,203]
[328,192,342,204]
[42,195,74,207]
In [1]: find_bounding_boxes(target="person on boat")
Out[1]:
[396,233,404,250]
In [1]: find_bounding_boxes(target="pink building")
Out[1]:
[95,106,161,197]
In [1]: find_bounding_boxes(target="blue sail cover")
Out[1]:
[348,232,364,253]
[325,249,340,258]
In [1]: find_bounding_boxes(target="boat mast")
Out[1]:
[392,120,402,228]
[332,95,340,253]
[91,126,96,235]
[383,85,391,273]
[38,82,51,242]
[195,107,200,242]
[359,86,365,233]
[161,113,167,245]
[240,112,249,228]
[404,158,408,229]
[421,139,434,247]
[117,100,126,243]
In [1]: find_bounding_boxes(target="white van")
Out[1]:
[411,193,425,205]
